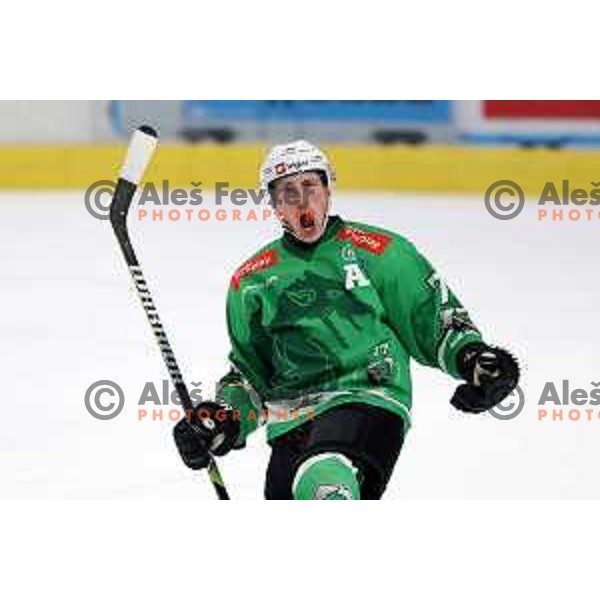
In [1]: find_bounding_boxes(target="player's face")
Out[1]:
[272,171,331,244]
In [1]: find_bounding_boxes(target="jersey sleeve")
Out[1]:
[373,235,484,379]
[226,283,272,393]
[222,283,272,440]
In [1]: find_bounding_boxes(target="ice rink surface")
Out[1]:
[2,190,599,500]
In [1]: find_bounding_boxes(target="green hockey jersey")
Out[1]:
[220,215,483,443]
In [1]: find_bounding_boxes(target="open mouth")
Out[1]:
[299,211,316,230]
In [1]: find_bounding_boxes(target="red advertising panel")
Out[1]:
[484,101,600,120]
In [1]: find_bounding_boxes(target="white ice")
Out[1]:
[1,190,599,500]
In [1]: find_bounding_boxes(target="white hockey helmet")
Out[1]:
[260,139,335,196]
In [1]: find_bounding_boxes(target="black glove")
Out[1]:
[451,343,520,413]
[173,401,240,470]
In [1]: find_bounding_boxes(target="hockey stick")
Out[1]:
[108,125,230,500]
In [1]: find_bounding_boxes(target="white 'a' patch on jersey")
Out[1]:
[344,263,371,290]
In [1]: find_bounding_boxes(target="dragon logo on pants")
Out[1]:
[315,483,354,500]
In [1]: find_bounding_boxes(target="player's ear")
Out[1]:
[272,192,283,215]
[269,187,281,213]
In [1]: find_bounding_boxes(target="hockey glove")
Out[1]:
[451,343,520,413]
[173,401,240,470]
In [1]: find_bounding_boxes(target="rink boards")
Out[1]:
[0,144,599,197]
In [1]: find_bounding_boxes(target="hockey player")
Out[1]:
[173,140,520,500]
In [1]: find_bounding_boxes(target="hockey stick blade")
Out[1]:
[108,126,230,500]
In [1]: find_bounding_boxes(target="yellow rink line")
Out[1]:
[0,144,598,195]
